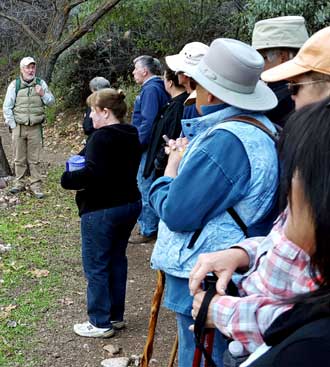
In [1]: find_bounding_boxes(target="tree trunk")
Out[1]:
[0,0,123,83]
[0,137,12,177]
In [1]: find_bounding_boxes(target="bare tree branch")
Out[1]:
[0,11,43,47]
[17,0,33,5]
[68,0,88,11]
[52,0,121,57]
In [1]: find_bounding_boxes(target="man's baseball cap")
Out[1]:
[20,57,36,68]
[252,16,308,50]
[261,26,330,83]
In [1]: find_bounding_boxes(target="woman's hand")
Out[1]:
[164,137,189,178]
[189,248,250,296]
[191,290,221,328]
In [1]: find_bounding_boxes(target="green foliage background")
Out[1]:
[2,0,330,110]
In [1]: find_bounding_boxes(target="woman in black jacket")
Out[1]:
[143,67,188,179]
[61,88,141,338]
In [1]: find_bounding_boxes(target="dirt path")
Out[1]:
[0,117,177,367]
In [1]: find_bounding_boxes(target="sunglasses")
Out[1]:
[287,80,327,96]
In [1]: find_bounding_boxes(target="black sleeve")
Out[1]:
[61,131,112,191]
[164,104,184,139]
[82,107,95,136]
[252,340,330,367]
[274,340,330,367]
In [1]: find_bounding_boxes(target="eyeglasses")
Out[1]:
[287,80,327,96]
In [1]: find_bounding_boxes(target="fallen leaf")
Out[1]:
[0,304,18,320]
[29,269,50,278]
[58,297,74,306]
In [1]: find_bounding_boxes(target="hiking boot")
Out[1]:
[73,321,115,338]
[30,185,44,199]
[9,184,25,194]
[128,233,157,244]
[111,320,126,330]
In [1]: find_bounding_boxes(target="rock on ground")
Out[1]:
[101,357,130,367]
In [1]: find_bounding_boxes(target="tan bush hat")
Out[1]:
[252,16,308,50]
[165,42,209,76]
[188,38,277,111]
[261,26,330,82]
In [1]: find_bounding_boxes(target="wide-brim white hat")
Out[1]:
[189,38,278,111]
[165,42,209,76]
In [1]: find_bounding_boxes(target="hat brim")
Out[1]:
[165,54,196,76]
[190,68,278,111]
[261,59,310,82]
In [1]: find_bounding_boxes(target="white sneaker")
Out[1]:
[73,321,115,338]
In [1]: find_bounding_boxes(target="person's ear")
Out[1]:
[280,50,290,63]
[207,92,214,103]
[103,108,110,119]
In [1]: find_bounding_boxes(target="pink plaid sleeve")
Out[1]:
[231,237,265,269]
[212,295,291,352]
[211,215,319,353]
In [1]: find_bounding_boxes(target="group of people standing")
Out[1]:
[4,14,330,367]
[129,15,330,367]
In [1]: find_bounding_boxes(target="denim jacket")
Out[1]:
[150,105,279,278]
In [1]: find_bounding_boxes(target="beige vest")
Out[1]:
[13,78,45,126]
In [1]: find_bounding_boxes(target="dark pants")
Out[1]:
[80,200,141,328]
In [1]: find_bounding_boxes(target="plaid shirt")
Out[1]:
[212,214,319,353]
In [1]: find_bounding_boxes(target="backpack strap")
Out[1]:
[222,115,280,236]
[15,77,41,95]
[187,115,279,249]
[227,207,248,237]
[222,115,280,143]
[15,77,21,95]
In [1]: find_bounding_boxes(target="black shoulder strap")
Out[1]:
[227,207,248,237]
[187,208,247,250]
[194,279,217,367]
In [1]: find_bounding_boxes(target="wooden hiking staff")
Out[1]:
[167,333,178,367]
[140,270,165,367]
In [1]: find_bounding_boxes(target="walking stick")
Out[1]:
[140,270,165,367]
[167,333,178,367]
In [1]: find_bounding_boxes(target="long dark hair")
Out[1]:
[279,97,330,297]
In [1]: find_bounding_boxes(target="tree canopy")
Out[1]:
[0,0,123,82]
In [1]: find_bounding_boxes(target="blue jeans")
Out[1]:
[176,313,226,367]
[81,200,141,328]
[137,151,159,236]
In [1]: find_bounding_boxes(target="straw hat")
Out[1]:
[261,27,330,82]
